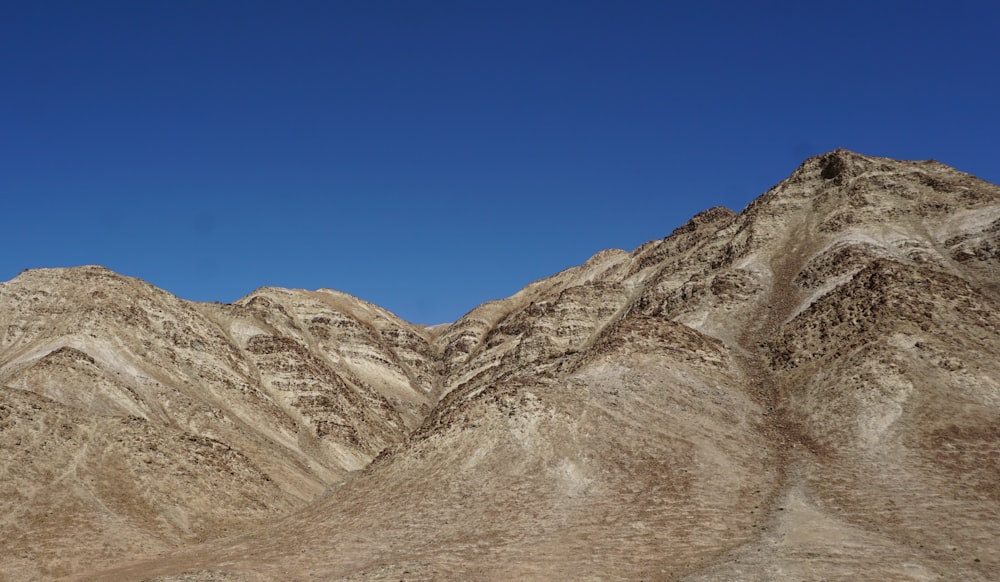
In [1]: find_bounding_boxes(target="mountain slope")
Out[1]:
[0,269,438,580]
[1,150,998,580]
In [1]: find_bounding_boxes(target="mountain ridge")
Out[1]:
[2,149,998,580]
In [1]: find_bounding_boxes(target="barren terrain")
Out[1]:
[2,150,998,580]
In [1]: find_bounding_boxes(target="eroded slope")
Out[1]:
[3,149,998,581]
[0,269,438,580]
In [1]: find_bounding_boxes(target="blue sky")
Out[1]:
[3,1,997,324]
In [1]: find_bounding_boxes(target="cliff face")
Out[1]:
[2,150,998,581]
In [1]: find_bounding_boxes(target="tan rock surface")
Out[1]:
[1,150,998,580]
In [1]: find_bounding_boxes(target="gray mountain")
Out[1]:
[1,150,998,581]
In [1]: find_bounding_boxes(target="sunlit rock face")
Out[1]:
[2,150,999,581]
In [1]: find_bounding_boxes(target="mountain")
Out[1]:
[1,150,998,581]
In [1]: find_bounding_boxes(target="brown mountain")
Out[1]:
[2,150,998,581]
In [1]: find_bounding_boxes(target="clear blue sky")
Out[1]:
[3,1,997,324]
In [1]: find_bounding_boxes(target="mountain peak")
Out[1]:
[816,148,870,180]
[782,148,897,185]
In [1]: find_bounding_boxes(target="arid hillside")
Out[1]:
[2,150,998,581]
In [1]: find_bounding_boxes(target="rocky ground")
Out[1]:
[1,149,998,580]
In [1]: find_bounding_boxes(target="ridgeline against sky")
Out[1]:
[2,1,997,323]
[3,150,999,579]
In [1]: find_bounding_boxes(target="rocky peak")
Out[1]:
[779,148,883,184]
[816,148,873,180]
